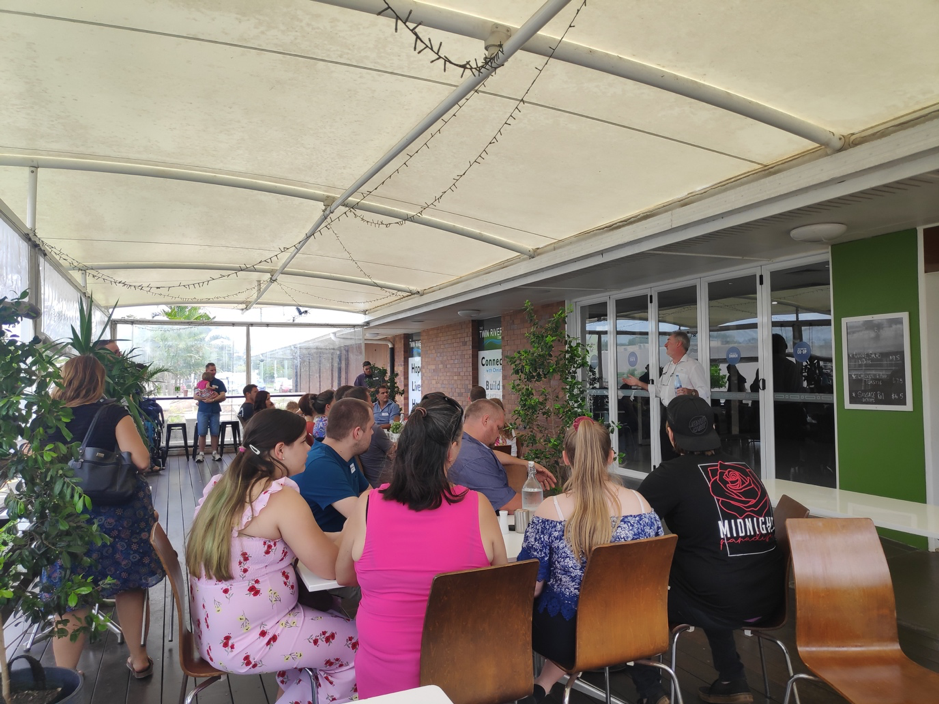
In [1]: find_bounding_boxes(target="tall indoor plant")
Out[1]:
[66,298,165,451]
[506,301,591,483]
[0,294,107,702]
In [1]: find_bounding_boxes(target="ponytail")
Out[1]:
[185,410,306,580]
[562,417,621,560]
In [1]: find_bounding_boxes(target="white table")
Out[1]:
[503,529,524,559]
[358,685,453,703]
[297,529,525,591]
[296,563,339,592]
[763,477,939,539]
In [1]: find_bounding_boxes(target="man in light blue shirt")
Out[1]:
[372,384,401,430]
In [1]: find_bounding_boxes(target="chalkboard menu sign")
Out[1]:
[841,312,913,411]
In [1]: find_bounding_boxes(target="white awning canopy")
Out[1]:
[1,0,937,312]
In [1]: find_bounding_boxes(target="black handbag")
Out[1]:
[69,404,138,505]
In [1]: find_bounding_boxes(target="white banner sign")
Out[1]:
[477,349,502,399]
[408,356,422,412]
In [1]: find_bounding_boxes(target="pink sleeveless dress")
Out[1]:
[190,475,358,704]
[354,485,490,698]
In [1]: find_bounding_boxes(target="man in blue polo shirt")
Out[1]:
[448,399,555,512]
[194,362,226,463]
[372,384,401,430]
[294,398,373,532]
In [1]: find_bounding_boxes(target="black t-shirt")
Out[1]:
[238,402,254,425]
[638,452,785,621]
[49,401,129,451]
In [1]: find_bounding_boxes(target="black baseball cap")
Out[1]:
[666,396,720,451]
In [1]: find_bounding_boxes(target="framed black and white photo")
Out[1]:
[841,312,913,411]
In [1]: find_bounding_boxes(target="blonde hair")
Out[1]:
[562,418,621,560]
[185,410,306,581]
[54,355,106,407]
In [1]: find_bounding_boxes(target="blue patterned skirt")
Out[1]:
[42,477,166,604]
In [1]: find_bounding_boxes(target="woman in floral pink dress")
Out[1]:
[187,409,357,704]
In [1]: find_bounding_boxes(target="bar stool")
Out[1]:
[164,422,189,459]
[218,421,241,455]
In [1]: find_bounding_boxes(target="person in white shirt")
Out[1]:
[623,330,709,462]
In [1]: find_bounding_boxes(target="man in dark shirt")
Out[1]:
[632,396,784,704]
[345,386,394,487]
[448,399,555,511]
[293,398,372,532]
[353,361,374,388]
[238,384,258,427]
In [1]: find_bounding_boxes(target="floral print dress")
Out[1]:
[190,475,358,704]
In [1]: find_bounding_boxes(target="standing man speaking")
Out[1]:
[624,331,709,462]
[194,362,226,463]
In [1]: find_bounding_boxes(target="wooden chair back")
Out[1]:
[572,534,677,672]
[420,559,540,704]
[773,494,810,555]
[150,523,225,679]
[788,518,899,655]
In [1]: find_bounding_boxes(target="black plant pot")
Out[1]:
[2,656,83,704]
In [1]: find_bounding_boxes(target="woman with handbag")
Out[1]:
[43,355,165,677]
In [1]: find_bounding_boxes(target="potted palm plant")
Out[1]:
[0,293,108,703]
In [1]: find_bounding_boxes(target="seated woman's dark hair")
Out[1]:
[298,393,314,417]
[185,409,306,581]
[253,389,272,412]
[313,390,334,415]
[382,395,465,511]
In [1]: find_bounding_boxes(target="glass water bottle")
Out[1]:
[522,461,544,510]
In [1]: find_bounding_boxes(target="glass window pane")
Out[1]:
[0,220,31,339]
[580,302,609,424]
[708,275,761,473]
[769,262,835,487]
[615,295,652,473]
[41,260,81,343]
[658,286,698,370]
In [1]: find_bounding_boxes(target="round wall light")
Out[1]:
[457,309,481,318]
[789,223,847,242]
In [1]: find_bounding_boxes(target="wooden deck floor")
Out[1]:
[8,453,939,704]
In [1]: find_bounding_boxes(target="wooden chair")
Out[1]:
[561,534,681,704]
[669,494,809,702]
[784,518,939,704]
[420,559,540,704]
[150,523,226,704]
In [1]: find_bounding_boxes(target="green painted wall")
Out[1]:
[831,229,926,548]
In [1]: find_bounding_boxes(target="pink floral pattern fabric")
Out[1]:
[190,475,358,703]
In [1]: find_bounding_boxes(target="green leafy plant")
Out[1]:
[506,302,591,485]
[65,298,166,450]
[389,420,403,434]
[0,293,109,701]
[710,363,728,390]
[368,364,404,405]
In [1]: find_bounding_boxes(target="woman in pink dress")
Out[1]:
[186,409,357,704]
[337,394,507,697]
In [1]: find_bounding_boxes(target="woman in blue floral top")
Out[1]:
[517,416,663,703]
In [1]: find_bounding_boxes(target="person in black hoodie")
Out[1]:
[633,395,785,704]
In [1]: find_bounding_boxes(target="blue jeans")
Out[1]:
[197,412,220,438]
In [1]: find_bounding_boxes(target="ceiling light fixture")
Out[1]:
[789,223,847,242]
[457,309,480,318]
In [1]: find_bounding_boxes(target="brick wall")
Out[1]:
[420,321,478,404]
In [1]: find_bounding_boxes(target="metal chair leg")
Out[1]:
[562,671,581,704]
[184,675,223,704]
[604,667,611,704]
[635,659,684,704]
[177,674,188,704]
[753,632,802,704]
[669,624,694,702]
[303,668,320,703]
[782,673,820,704]
[757,637,770,699]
